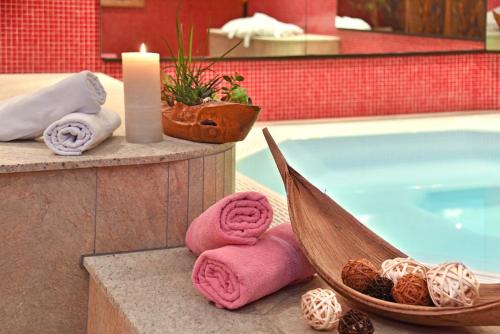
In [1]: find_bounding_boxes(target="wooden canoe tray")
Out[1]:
[263,128,500,327]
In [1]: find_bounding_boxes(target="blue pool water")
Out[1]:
[237,131,500,273]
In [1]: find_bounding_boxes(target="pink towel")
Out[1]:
[185,192,273,255]
[192,223,315,309]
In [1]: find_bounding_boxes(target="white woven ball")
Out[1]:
[427,262,480,307]
[381,257,428,285]
[301,288,342,331]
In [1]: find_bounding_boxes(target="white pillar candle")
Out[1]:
[122,43,163,143]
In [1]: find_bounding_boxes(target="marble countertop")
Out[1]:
[0,73,232,173]
[84,248,499,334]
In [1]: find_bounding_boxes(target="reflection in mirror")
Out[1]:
[101,0,249,59]
[100,0,323,59]
[207,2,326,58]
[100,0,486,60]
[334,0,485,54]
[487,0,500,50]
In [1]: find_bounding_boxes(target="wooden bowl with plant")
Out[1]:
[161,19,260,144]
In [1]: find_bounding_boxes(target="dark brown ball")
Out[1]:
[341,259,379,293]
[392,273,433,306]
[366,275,394,301]
[338,310,375,334]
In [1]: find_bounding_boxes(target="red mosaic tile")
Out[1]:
[1,0,499,121]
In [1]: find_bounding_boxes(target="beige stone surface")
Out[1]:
[230,146,236,192]
[84,248,500,334]
[187,157,204,225]
[167,160,189,247]
[0,168,96,334]
[0,73,233,174]
[202,154,217,211]
[0,135,233,174]
[223,147,235,196]
[88,278,137,334]
[95,163,169,253]
[84,248,281,334]
[215,152,225,200]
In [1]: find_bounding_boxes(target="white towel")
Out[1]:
[221,13,304,47]
[487,11,499,32]
[335,16,372,31]
[43,109,121,156]
[0,71,106,141]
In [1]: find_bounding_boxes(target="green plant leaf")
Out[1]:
[161,7,254,106]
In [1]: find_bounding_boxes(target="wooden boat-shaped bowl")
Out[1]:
[263,128,500,327]
[162,101,260,144]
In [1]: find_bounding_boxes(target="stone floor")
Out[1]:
[84,248,500,334]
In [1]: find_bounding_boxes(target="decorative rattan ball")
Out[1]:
[301,288,342,330]
[427,262,480,307]
[381,257,428,285]
[338,310,375,334]
[366,276,394,301]
[392,273,433,306]
[341,259,379,293]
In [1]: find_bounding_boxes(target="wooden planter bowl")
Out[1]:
[263,128,500,327]
[162,101,261,144]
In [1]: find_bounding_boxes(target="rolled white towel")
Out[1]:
[43,109,121,156]
[0,71,106,141]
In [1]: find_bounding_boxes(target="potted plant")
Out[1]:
[161,18,260,144]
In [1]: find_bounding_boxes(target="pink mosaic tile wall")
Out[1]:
[1,0,499,121]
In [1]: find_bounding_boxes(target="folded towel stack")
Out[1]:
[188,192,314,310]
[185,191,273,255]
[192,223,315,309]
[0,71,106,141]
[0,71,121,155]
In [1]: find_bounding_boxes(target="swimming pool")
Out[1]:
[237,130,500,274]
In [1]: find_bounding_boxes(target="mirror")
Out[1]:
[487,0,500,50]
[335,0,485,54]
[100,0,486,59]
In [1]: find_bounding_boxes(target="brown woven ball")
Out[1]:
[366,275,394,301]
[338,309,375,334]
[341,259,379,293]
[392,273,433,306]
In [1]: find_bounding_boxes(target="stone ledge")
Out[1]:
[0,73,232,174]
[83,248,499,334]
[0,136,232,174]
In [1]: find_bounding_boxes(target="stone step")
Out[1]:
[83,248,498,334]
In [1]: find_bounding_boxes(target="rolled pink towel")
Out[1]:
[192,223,315,309]
[185,192,273,255]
